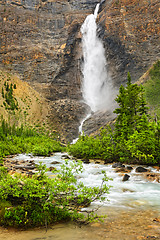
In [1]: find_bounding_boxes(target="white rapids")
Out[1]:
[13,153,160,211]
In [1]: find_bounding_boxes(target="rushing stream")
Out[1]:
[13,153,160,211]
[2,153,159,240]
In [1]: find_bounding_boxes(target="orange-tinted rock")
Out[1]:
[144,172,160,183]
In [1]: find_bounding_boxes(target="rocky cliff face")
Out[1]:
[0,0,159,141]
[98,0,160,86]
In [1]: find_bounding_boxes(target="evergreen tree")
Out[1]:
[114,72,149,140]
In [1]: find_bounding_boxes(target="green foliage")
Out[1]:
[144,60,160,117]
[0,161,110,227]
[0,118,64,158]
[114,72,149,140]
[68,72,160,166]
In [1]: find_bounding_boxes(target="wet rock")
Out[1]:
[51,161,61,165]
[122,188,135,193]
[19,160,25,164]
[112,162,125,168]
[104,159,113,164]
[27,153,34,158]
[135,166,148,173]
[14,165,36,170]
[95,160,104,165]
[144,173,160,183]
[126,166,133,171]
[61,154,71,159]
[29,160,34,163]
[82,159,90,164]
[153,218,160,223]
[115,167,129,173]
[122,174,130,181]
[49,167,56,171]
[153,166,160,171]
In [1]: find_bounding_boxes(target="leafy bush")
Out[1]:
[0,162,110,228]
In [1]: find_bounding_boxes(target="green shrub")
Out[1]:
[0,162,110,227]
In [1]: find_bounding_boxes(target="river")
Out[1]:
[1,153,159,240]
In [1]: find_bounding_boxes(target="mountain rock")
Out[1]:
[98,0,160,86]
[0,0,159,141]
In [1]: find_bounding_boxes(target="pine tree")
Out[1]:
[114,72,149,140]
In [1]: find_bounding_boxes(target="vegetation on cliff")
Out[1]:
[144,60,160,118]
[0,70,56,137]
[68,62,160,166]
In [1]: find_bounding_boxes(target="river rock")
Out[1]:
[115,167,130,173]
[112,162,125,168]
[49,167,56,171]
[144,173,160,183]
[61,154,71,159]
[122,174,130,181]
[82,159,90,164]
[135,166,148,173]
[14,165,36,170]
[126,166,133,171]
[51,161,61,165]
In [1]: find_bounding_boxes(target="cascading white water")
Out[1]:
[72,3,114,142]
[81,4,113,112]
[14,153,160,211]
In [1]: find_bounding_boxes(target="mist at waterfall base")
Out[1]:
[80,4,114,113]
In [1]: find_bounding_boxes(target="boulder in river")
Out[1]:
[115,167,130,173]
[82,159,90,164]
[112,163,125,168]
[51,161,61,165]
[122,174,130,181]
[61,154,71,159]
[14,165,36,170]
[126,166,133,171]
[135,166,148,173]
[144,173,160,183]
[49,167,56,171]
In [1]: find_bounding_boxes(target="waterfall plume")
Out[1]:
[81,4,113,112]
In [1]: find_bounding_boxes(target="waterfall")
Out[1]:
[72,113,91,144]
[80,3,113,112]
[72,3,114,143]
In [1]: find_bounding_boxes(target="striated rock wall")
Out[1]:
[0,0,159,141]
[98,0,160,86]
